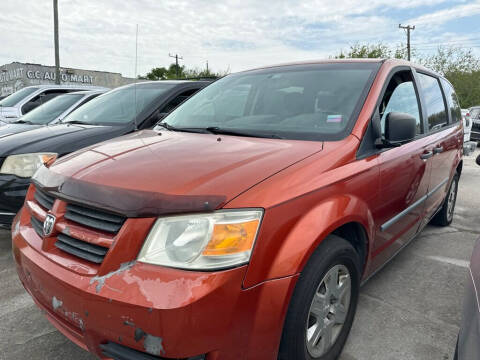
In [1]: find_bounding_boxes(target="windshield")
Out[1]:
[161,63,378,141]
[62,83,175,125]
[0,87,39,107]
[17,93,85,125]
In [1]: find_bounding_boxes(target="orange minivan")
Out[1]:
[13,59,463,360]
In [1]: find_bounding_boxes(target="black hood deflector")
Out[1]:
[32,166,227,218]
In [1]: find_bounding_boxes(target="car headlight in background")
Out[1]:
[138,209,263,270]
[0,153,58,178]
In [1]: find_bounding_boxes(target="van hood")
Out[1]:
[35,130,323,217]
[0,123,129,156]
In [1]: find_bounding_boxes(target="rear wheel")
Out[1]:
[431,173,459,226]
[279,235,361,360]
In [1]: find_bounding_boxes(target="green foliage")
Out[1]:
[418,47,480,74]
[335,43,480,108]
[419,47,480,108]
[335,43,412,60]
[139,63,228,80]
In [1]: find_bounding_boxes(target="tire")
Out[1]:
[278,235,361,360]
[431,173,459,226]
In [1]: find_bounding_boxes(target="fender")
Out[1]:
[242,193,376,289]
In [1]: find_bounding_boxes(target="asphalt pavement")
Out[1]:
[1,149,479,360]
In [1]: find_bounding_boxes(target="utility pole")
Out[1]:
[53,0,60,84]
[206,60,209,74]
[168,53,183,79]
[398,24,415,61]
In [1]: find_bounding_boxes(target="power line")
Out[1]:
[168,53,183,79]
[399,24,415,61]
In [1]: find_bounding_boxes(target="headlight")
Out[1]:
[0,153,58,178]
[137,210,263,270]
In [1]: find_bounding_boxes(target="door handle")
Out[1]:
[433,146,444,154]
[420,150,434,160]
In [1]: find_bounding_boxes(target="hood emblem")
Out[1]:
[43,214,56,237]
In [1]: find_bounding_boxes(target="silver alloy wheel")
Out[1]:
[306,264,351,358]
[447,177,458,222]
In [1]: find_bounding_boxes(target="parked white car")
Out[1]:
[470,106,480,144]
[0,85,107,125]
[462,109,472,142]
[462,108,477,155]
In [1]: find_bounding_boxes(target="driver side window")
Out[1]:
[380,73,422,137]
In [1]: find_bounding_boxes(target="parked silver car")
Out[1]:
[0,90,106,138]
[0,85,107,124]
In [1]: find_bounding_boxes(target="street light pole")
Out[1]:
[53,0,60,84]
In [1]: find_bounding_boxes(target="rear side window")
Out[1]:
[417,73,448,132]
[440,79,461,123]
[161,88,200,114]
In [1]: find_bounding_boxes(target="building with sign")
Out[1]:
[0,62,136,96]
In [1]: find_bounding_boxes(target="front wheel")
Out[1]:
[278,235,361,360]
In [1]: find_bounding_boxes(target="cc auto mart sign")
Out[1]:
[26,70,95,84]
[0,66,95,84]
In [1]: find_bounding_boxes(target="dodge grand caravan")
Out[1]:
[13,59,463,360]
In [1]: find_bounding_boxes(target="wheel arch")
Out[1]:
[331,221,369,275]
[243,194,375,288]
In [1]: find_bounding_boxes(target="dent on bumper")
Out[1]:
[13,227,298,360]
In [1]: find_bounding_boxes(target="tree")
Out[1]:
[419,47,480,108]
[418,47,480,75]
[335,43,411,60]
[139,63,228,80]
[334,43,480,108]
[139,64,186,80]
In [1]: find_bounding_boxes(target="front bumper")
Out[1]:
[12,209,297,360]
[0,174,30,227]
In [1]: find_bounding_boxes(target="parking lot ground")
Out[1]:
[1,149,479,360]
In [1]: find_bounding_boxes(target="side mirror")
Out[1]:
[384,112,416,146]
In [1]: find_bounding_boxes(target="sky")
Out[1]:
[1,0,479,78]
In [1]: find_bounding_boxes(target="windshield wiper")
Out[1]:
[156,122,209,134]
[14,119,34,124]
[64,120,91,125]
[157,122,283,139]
[205,127,284,139]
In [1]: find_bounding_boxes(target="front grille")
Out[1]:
[65,203,125,234]
[34,188,55,210]
[55,232,109,264]
[30,185,126,265]
[31,216,43,237]
[472,122,480,131]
